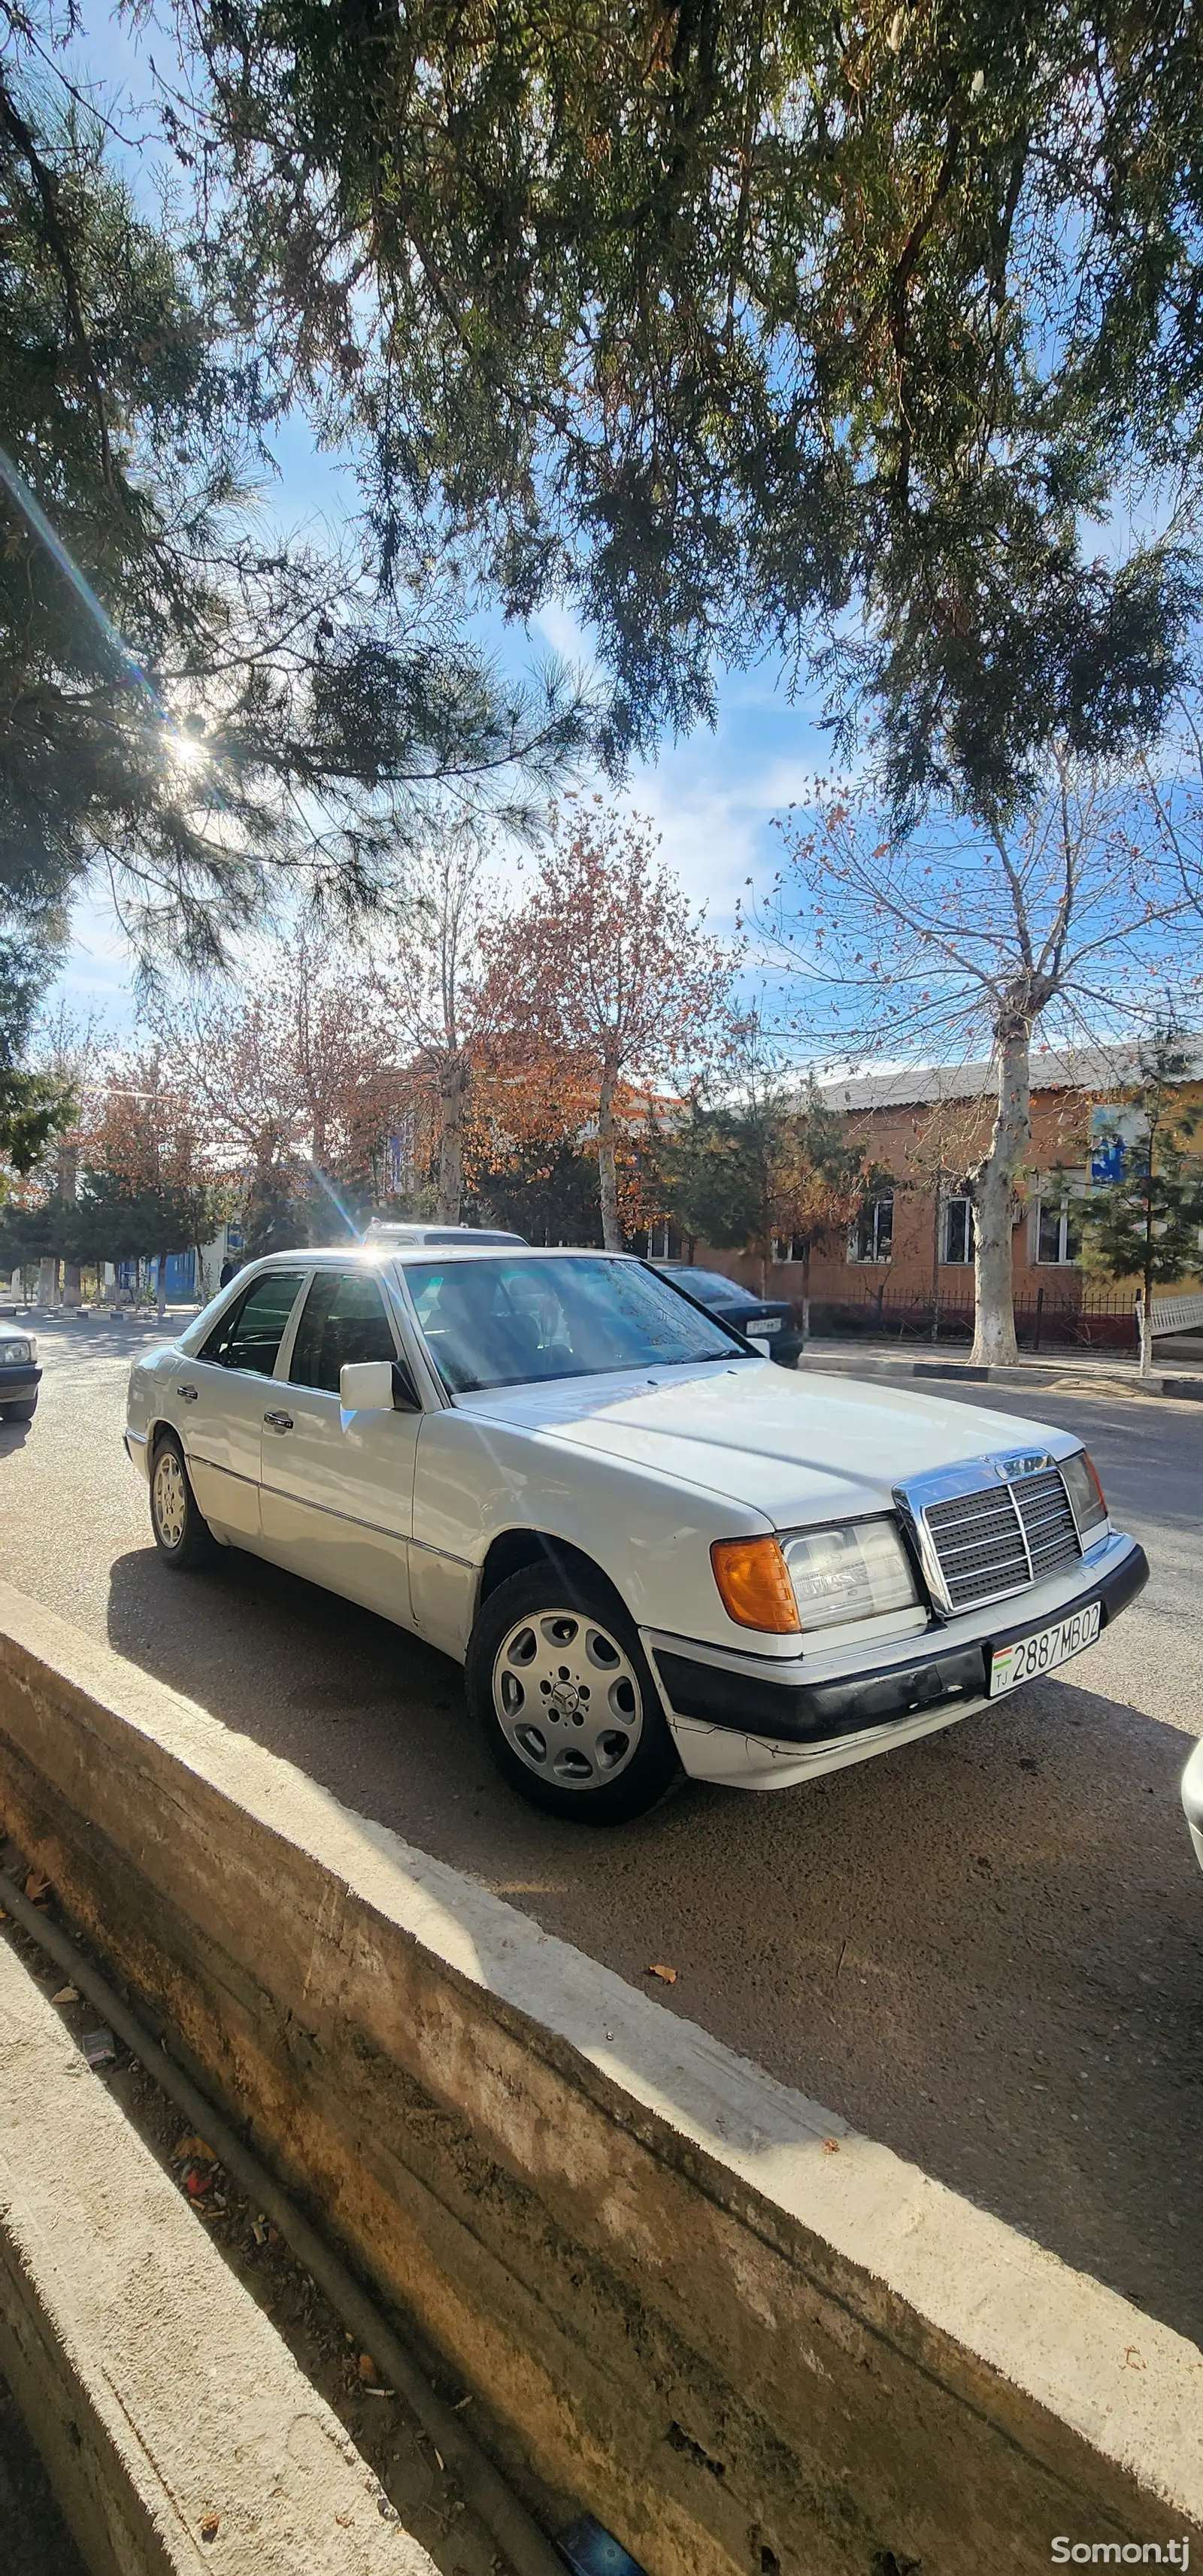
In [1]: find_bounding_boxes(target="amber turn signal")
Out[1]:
[710,1536,801,1634]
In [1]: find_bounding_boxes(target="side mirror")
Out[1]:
[339,1358,422,1414]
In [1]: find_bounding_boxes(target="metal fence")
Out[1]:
[809,1282,1140,1350]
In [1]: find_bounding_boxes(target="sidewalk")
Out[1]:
[797,1338,1203,1402]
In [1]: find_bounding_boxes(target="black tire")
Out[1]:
[0,1396,37,1423]
[149,1429,217,1569]
[466,1564,680,1824]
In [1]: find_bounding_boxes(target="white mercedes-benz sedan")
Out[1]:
[124,1241,1147,1823]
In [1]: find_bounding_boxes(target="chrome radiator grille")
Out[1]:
[923,1469,1080,1611]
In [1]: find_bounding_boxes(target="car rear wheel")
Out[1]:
[467,1565,680,1823]
[0,1396,37,1422]
[150,1429,217,1569]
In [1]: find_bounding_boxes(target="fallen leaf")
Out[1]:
[335,2512,353,2527]
[1123,2346,1146,2369]
[52,1986,79,2005]
[200,2512,220,2542]
[24,1871,50,1903]
[823,2138,841,2154]
[357,2353,380,2384]
[645,1963,677,1984]
[172,2135,217,2165]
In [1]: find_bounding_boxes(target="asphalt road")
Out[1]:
[4,1315,1202,2346]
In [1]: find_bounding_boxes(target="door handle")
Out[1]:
[262,1409,294,1432]
[176,1383,198,1402]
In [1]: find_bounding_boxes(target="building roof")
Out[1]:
[818,1039,1203,1114]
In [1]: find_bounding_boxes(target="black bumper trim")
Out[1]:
[655,1543,1150,1746]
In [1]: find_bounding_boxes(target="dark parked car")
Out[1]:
[0,1326,40,1423]
[654,1265,804,1366]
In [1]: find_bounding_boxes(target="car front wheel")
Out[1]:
[467,1565,680,1824]
[0,1396,37,1423]
[150,1430,217,1569]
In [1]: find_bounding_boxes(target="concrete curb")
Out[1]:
[797,1353,1202,1403]
[0,1582,1199,2576]
[0,1934,435,2576]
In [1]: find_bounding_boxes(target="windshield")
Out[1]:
[665,1267,750,1307]
[405,1256,747,1393]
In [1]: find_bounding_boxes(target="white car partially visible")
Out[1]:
[124,1244,1147,1823]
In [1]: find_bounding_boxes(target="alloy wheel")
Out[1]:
[153,1447,188,1550]
[492,1607,644,1790]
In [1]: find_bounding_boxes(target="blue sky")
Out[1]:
[50,5,830,1037]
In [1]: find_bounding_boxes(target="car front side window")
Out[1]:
[199,1271,306,1376]
[289,1270,398,1393]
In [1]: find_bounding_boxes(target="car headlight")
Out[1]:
[1059,1447,1108,1538]
[781,1519,919,1631]
[0,1337,32,1365]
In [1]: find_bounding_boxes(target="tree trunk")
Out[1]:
[437,1053,468,1225]
[1140,1195,1156,1377]
[598,1062,622,1251]
[59,1149,81,1308]
[969,1028,1031,1367]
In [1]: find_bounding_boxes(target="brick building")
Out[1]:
[682,1042,1203,1349]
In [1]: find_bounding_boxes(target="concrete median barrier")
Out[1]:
[0,1577,1198,2576]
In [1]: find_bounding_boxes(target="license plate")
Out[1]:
[748,1315,782,1333]
[989,1602,1101,1697]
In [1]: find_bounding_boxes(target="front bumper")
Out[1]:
[1182,1735,1203,1877]
[648,1533,1147,1788]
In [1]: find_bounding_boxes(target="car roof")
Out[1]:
[364,1224,527,1247]
[244,1242,632,1269]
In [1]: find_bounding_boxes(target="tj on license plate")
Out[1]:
[989,1602,1101,1697]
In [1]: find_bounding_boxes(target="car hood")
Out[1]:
[455,1361,1074,1528]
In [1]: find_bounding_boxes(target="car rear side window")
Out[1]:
[199,1271,305,1375]
[289,1271,398,1394]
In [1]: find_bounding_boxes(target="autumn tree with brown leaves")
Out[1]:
[503,807,734,1250]
[153,930,397,1244]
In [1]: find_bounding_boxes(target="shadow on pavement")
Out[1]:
[103,1539,1203,2350]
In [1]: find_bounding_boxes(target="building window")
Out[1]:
[645,1221,671,1260]
[1034,1196,1080,1265]
[772,1234,807,1263]
[941,1196,975,1266]
[848,1192,893,1265]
